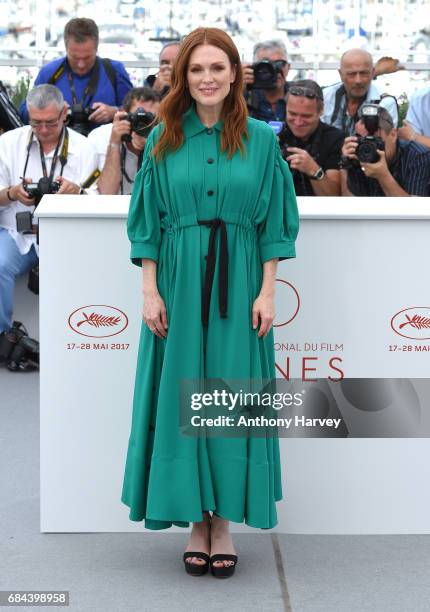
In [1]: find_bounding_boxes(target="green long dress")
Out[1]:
[121,105,299,530]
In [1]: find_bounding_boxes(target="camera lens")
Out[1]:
[357,141,378,163]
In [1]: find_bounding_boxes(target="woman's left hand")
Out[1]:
[252,293,275,338]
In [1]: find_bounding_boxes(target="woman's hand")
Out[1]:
[252,292,275,338]
[143,290,168,338]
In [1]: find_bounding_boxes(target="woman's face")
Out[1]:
[186,44,236,114]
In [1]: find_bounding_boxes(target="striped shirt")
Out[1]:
[347,139,430,196]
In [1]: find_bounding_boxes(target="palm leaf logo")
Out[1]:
[399,314,430,330]
[76,312,121,328]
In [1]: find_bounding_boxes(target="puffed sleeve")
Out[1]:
[258,134,299,264]
[127,130,161,267]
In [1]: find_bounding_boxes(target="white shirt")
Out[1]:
[321,81,399,135]
[0,125,99,255]
[88,123,140,195]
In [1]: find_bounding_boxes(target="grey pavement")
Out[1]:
[1,275,430,612]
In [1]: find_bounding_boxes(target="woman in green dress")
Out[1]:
[121,27,299,578]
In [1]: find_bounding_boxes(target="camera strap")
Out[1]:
[67,58,101,107]
[49,58,117,105]
[331,85,366,134]
[22,127,69,182]
[119,144,143,195]
[120,144,133,194]
[81,168,101,189]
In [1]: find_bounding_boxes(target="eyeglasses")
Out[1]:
[289,86,323,101]
[29,110,63,129]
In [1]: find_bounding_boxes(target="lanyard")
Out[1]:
[67,57,100,107]
[119,144,143,195]
[22,128,69,182]
[341,95,366,135]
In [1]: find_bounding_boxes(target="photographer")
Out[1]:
[0,84,99,333]
[242,39,290,123]
[340,105,430,197]
[322,49,398,136]
[89,87,160,195]
[19,18,133,135]
[143,42,180,99]
[279,80,343,196]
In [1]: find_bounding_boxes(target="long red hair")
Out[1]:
[152,27,248,161]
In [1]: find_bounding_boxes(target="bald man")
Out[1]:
[321,49,398,136]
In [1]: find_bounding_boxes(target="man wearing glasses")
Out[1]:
[0,84,99,334]
[279,80,344,196]
[242,40,291,123]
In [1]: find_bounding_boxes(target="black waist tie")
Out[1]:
[197,218,228,327]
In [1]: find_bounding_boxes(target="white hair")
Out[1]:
[253,39,288,61]
[27,84,64,111]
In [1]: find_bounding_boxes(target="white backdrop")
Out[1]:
[37,196,430,533]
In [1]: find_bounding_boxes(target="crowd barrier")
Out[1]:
[36,195,430,534]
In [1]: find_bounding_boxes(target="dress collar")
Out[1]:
[182,104,224,138]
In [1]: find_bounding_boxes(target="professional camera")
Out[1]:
[0,321,39,371]
[66,103,93,136]
[356,103,385,163]
[251,60,285,90]
[121,107,155,142]
[24,177,60,204]
[15,178,61,233]
[356,135,385,163]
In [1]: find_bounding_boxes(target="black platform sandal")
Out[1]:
[210,554,238,578]
[183,552,210,576]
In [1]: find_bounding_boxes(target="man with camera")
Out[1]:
[278,80,344,196]
[89,87,160,195]
[242,39,291,123]
[144,42,180,99]
[322,49,398,136]
[340,104,430,196]
[19,18,133,136]
[0,84,99,333]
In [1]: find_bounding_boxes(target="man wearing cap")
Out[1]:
[340,106,430,196]
[278,80,344,196]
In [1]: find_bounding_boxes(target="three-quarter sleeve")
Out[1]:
[127,132,161,267]
[258,137,299,264]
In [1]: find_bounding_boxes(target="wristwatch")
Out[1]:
[309,167,325,181]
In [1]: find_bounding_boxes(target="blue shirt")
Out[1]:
[20,56,133,127]
[322,81,398,136]
[347,139,430,196]
[245,87,287,123]
[405,86,430,137]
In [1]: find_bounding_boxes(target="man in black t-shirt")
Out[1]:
[279,80,344,196]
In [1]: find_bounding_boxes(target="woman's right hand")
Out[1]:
[143,291,168,338]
